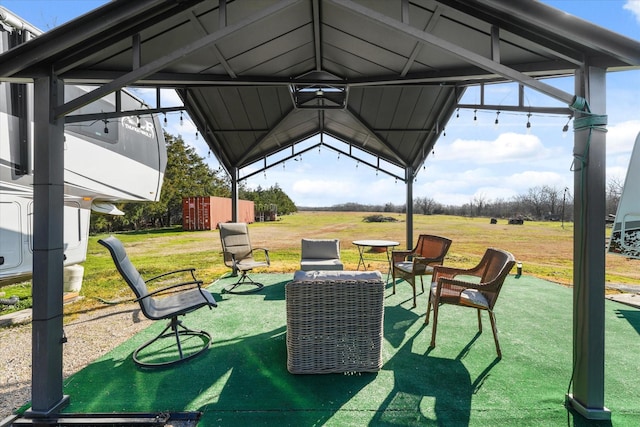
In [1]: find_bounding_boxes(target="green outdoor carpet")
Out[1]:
[58,273,640,426]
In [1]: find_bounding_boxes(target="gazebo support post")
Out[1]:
[231,166,239,222]
[27,75,69,417]
[405,166,413,250]
[566,65,610,420]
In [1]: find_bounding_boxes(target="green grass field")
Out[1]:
[2,212,639,318]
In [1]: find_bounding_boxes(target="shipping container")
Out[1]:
[182,196,255,230]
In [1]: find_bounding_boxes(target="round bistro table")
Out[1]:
[352,240,400,281]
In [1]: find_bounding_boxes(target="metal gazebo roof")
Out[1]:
[1,0,638,180]
[1,0,640,421]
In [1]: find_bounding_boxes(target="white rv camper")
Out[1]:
[0,7,167,284]
[608,131,640,259]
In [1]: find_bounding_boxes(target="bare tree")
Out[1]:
[414,196,438,215]
[472,194,487,217]
[606,176,624,216]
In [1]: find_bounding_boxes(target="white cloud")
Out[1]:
[606,120,640,155]
[624,0,640,23]
[437,132,550,164]
[507,170,569,191]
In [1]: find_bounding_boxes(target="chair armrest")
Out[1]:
[413,255,445,266]
[222,250,239,268]
[139,279,217,309]
[392,250,412,263]
[139,279,204,299]
[432,265,481,282]
[252,248,271,266]
[146,268,198,283]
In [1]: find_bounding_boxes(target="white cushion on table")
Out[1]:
[293,270,382,281]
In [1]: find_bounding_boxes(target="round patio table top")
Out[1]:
[352,240,400,247]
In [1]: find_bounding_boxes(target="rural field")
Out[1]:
[4,211,640,318]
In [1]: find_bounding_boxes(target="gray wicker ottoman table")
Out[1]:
[285,270,385,374]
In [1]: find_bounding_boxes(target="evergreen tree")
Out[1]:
[160,132,228,225]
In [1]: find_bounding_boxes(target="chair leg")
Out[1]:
[425,288,432,325]
[477,309,483,333]
[223,270,264,294]
[429,296,440,348]
[410,278,417,308]
[392,270,396,295]
[488,311,502,358]
[133,317,211,368]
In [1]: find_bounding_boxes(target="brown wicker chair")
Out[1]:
[426,248,515,358]
[391,234,452,308]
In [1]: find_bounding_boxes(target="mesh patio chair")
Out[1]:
[426,247,515,358]
[391,234,452,308]
[218,222,270,294]
[98,236,217,368]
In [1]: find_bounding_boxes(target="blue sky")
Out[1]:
[2,0,639,207]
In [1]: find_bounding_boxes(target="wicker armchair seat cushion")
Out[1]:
[459,289,489,309]
[293,269,382,281]
[286,277,385,374]
[394,261,434,275]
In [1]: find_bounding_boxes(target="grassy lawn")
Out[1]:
[2,212,640,318]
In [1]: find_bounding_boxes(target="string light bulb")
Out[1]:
[562,115,572,137]
[103,119,109,134]
[180,111,183,126]
[163,113,167,126]
[473,109,477,124]
[526,113,532,133]
[494,111,500,128]
[456,108,460,119]
[137,116,141,128]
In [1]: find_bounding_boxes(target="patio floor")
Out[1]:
[21,273,640,426]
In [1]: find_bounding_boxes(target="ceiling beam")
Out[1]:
[186,10,237,78]
[56,58,576,87]
[237,107,300,166]
[53,0,300,118]
[312,0,322,71]
[0,0,168,76]
[328,0,575,105]
[343,106,407,166]
[401,5,443,77]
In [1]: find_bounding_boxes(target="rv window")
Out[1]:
[64,86,119,144]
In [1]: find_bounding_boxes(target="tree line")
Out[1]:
[90,132,296,233]
[91,130,623,233]
[303,181,623,222]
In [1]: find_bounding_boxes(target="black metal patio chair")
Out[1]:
[218,222,270,294]
[99,236,217,368]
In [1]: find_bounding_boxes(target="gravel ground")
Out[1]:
[0,302,153,421]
